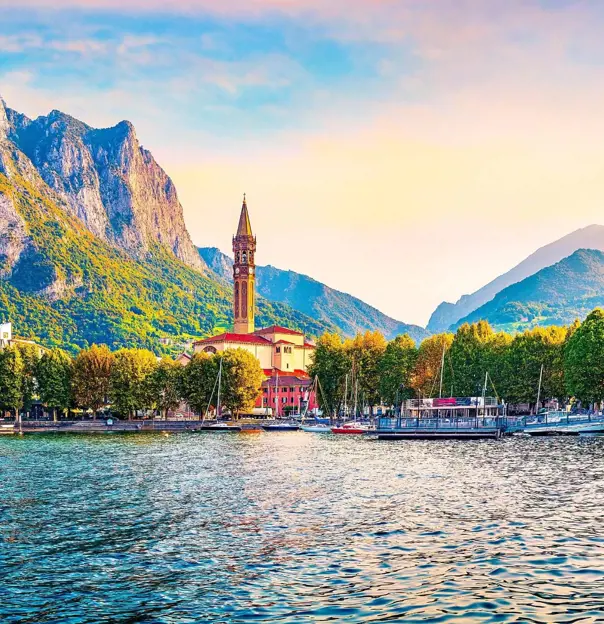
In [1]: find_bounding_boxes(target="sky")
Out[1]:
[2,0,604,326]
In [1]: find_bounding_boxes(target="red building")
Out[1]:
[255,369,318,417]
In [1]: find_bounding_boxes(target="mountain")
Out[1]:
[427,225,604,332]
[4,102,203,270]
[199,246,429,343]
[0,98,333,352]
[454,248,604,331]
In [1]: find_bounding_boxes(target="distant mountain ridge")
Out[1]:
[454,248,604,331]
[428,225,604,332]
[199,246,429,342]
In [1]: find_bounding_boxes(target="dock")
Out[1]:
[505,412,604,436]
[2,419,205,434]
[376,417,503,440]
[0,418,298,435]
[377,396,506,440]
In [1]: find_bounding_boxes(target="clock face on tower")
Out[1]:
[235,267,240,274]
[250,267,254,275]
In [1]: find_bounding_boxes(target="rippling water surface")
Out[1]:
[1,433,604,623]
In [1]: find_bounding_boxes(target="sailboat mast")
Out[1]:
[439,344,446,399]
[481,371,488,420]
[275,369,279,418]
[344,373,348,420]
[216,356,223,419]
[536,364,544,415]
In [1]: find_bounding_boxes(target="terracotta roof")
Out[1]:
[274,339,295,345]
[194,333,271,346]
[262,376,313,387]
[236,196,253,237]
[263,368,311,379]
[254,325,304,336]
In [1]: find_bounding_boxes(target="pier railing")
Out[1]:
[378,416,503,431]
[506,412,604,431]
[404,397,499,409]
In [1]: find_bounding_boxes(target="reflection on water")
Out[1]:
[1,434,603,622]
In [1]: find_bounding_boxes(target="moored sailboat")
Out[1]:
[198,358,242,432]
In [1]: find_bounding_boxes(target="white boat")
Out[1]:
[301,424,332,433]
[262,422,300,431]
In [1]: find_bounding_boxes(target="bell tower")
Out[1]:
[233,194,256,334]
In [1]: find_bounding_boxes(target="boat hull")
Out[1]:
[301,426,332,433]
[197,425,242,432]
[262,425,300,432]
[331,428,369,435]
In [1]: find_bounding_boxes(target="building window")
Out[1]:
[282,397,287,404]
[263,388,268,393]
[242,282,248,319]
[290,387,295,392]
[242,251,247,264]
[276,347,281,353]
[286,363,289,369]
[203,346,217,354]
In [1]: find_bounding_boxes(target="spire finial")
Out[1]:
[243,192,246,205]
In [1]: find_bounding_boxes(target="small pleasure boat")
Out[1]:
[262,423,300,432]
[331,422,371,435]
[198,423,242,432]
[301,424,332,433]
[240,425,263,434]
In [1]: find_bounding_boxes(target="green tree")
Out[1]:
[149,357,183,419]
[109,348,157,418]
[345,331,387,416]
[443,321,496,397]
[0,346,24,417]
[501,326,566,408]
[484,331,513,400]
[36,348,73,420]
[219,349,264,418]
[378,334,418,407]
[72,344,114,418]
[411,333,454,397]
[308,333,350,418]
[564,308,604,405]
[180,352,218,416]
[15,343,41,414]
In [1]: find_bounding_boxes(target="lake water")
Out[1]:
[1,433,603,623]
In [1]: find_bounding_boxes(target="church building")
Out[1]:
[193,197,316,377]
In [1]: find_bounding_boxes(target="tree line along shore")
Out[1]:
[1,307,603,421]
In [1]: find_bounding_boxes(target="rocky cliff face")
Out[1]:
[3,99,203,270]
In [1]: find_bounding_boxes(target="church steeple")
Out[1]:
[232,194,256,334]
[237,194,253,237]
